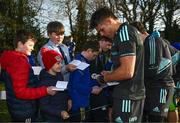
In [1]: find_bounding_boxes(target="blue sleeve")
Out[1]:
[68,69,91,97]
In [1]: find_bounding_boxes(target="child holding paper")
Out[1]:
[38,48,70,122]
[68,41,100,122]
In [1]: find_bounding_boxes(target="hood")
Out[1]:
[39,69,52,80]
[0,51,26,70]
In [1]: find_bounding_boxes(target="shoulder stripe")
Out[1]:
[119,25,129,42]
[124,25,129,41]
[157,57,172,74]
[149,36,156,65]
[172,52,180,65]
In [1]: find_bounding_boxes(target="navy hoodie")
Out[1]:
[38,69,69,122]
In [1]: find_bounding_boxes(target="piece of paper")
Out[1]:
[52,81,68,91]
[69,60,81,66]
[107,82,119,86]
[69,60,89,70]
[32,66,42,75]
[76,62,89,70]
[101,82,119,88]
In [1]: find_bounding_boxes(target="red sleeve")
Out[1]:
[8,56,47,100]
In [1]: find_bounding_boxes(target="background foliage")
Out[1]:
[0,0,179,55]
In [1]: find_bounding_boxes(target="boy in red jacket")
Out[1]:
[0,30,56,122]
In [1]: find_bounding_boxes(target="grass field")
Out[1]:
[0,83,11,121]
[0,101,11,122]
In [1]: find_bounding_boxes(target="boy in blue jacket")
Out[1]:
[38,48,70,122]
[68,41,100,122]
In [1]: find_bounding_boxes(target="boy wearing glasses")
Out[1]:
[38,21,76,82]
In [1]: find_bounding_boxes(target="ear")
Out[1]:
[17,41,23,48]
[105,18,112,25]
[16,41,24,51]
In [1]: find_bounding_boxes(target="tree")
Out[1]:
[74,0,88,51]
[161,0,180,41]
[0,0,43,54]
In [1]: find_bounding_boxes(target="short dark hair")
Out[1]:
[13,29,36,48]
[82,41,100,52]
[90,7,117,29]
[47,21,65,35]
[99,36,112,43]
[130,21,147,33]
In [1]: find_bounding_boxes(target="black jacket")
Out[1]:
[2,68,38,120]
[38,69,68,122]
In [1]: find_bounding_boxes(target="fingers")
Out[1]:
[66,64,77,72]
[47,86,57,95]
[61,111,70,119]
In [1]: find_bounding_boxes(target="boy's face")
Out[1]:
[87,49,99,61]
[18,39,35,55]
[51,61,62,73]
[99,40,112,52]
[49,32,64,44]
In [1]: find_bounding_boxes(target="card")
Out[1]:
[69,60,89,70]
[52,81,68,91]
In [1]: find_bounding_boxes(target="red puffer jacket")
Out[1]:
[0,50,47,99]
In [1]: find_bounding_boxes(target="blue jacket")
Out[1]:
[68,53,92,111]
[38,69,69,122]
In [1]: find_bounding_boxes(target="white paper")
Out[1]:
[69,60,81,66]
[32,66,42,75]
[101,82,119,88]
[69,60,89,70]
[52,81,68,91]
[107,82,119,86]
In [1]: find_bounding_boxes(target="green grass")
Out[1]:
[0,100,11,122]
[0,83,11,121]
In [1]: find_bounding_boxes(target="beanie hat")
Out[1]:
[41,48,63,71]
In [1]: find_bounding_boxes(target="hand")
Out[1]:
[61,111,70,120]
[91,86,102,95]
[67,99,72,111]
[101,70,110,76]
[47,86,56,96]
[96,75,106,84]
[66,64,77,72]
[101,71,111,82]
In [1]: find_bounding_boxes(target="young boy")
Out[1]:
[0,30,56,122]
[68,41,100,122]
[89,37,113,122]
[38,48,70,122]
[37,21,76,82]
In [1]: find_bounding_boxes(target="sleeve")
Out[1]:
[9,57,47,99]
[68,70,90,96]
[116,25,136,57]
[37,50,44,67]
